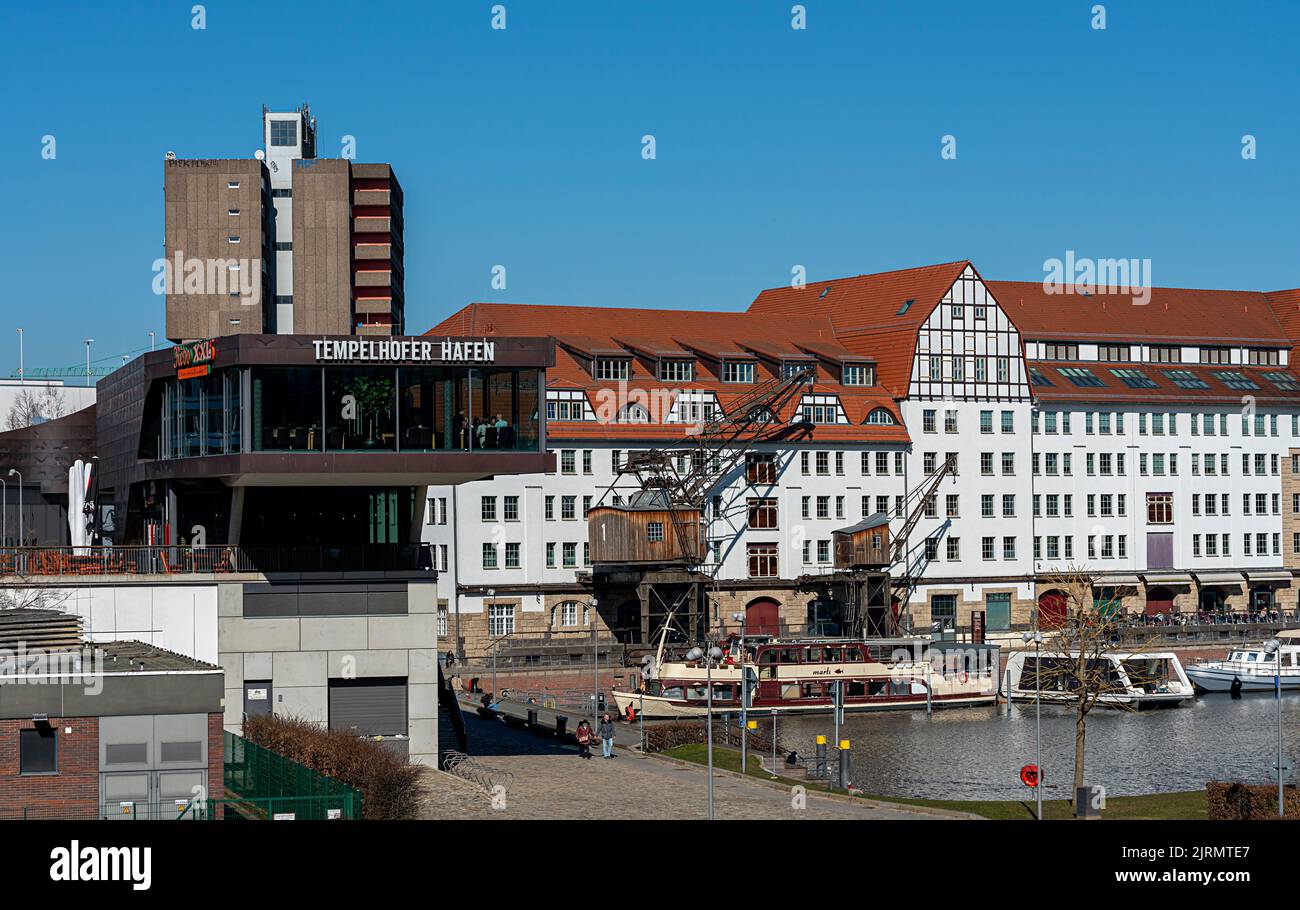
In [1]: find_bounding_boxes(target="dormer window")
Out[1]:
[593,358,630,381]
[783,361,816,384]
[865,407,896,426]
[1248,348,1281,366]
[546,390,592,421]
[842,364,873,386]
[1098,344,1131,362]
[798,394,845,424]
[658,360,694,382]
[721,361,755,384]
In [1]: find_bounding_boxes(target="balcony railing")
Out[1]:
[0,544,435,578]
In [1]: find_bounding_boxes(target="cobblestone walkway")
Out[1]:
[417,712,947,820]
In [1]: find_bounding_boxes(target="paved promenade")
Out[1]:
[417,710,952,820]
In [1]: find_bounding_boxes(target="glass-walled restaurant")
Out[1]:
[156,365,541,458]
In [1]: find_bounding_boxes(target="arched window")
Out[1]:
[866,408,896,425]
[618,403,651,423]
[552,600,588,629]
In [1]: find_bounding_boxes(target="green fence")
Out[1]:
[223,731,364,820]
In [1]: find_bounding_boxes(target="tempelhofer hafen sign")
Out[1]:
[313,338,496,364]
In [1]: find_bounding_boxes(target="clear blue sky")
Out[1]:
[2,0,1296,373]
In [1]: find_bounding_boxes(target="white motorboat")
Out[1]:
[1003,649,1194,707]
[1185,630,1300,693]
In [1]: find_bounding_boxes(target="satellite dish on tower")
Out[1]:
[254,149,265,160]
[164,151,176,160]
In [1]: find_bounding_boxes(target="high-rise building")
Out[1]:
[164,104,404,342]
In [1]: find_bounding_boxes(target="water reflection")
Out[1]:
[770,694,1300,800]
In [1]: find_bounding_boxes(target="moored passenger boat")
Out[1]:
[1185,630,1300,692]
[1004,650,1194,707]
[611,637,999,719]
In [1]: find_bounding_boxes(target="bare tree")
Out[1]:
[1032,568,1160,801]
[0,585,71,612]
[6,385,69,431]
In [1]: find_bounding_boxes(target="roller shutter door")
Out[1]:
[328,678,407,737]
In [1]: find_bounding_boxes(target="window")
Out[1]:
[1200,346,1231,364]
[1002,537,1016,559]
[270,119,297,146]
[505,542,520,568]
[547,391,591,421]
[1110,368,1156,389]
[946,537,961,561]
[982,537,995,560]
[1001,452,1015,475]
[1098,344,1132,362]
[582,450,593,474]
[866,407,896,425]
[272,188,292,198]
[1262,371,1300,392]
[722,361,755,383]
[746,452,778,485]
[488,602,515,636]
[560,450,576,474]
[842,364,871,386]
[20,728,56,774]
[783,361,817,383]
[997,357,1011,382]
[1002,410,1014,433]
[1029,367,1053,387]
[561,496,576,520]
[647,522,665,543]
[593,358,631,381]
[1149,345,1180,363]
[1043,342,1079,361]
[658,359,695,382]
[923,409,937,433]
[563,542,578,567]
[481,496,497,522]
[1147,493,1173,524]
[747,498,778,529]
[980,410,993,434]
[481,543,498,569]
[227,180,241,189]
[1248,348,1281,366]
[1212,370,1258,391]
[748,543,778,578]
[1060,367,1105,387]
[801,396,843,424]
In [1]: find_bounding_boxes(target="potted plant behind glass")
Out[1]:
[347,374,395,448]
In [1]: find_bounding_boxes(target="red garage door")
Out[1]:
[1145,586,1174,616]
[1038,590,1067,628]
[746,598,781,636]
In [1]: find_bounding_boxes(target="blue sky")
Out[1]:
[2,0,1296,373]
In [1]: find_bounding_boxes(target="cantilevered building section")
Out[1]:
[164,104,405,342]
[422,262,1300,659]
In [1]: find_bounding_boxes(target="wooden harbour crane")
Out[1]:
[584,367,816,646]
[795,452,955,638]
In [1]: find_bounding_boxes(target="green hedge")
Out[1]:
[243,714,422,820]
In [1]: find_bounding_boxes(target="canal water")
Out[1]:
[771,694,1300,800]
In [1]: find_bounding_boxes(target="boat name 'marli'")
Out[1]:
[312,338,496,364]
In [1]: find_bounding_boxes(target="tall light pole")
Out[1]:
[15,328,23,384]
[148,331,156,352]
[1022,629,1044,820]
[8,470,21,550]
[686,644,724,819]
[590,597,600,718]
[0,477,6,547]
[1265,637,1285,817]
[732,611,748,772]
[486,588,496,696]
[83,338,95,387]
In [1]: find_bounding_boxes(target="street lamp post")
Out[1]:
[16,328,23,384]
[686,643,724,819]
[590,597,600,719]
[1,477,6,548]
[8,470,22,550]
[1265,637,1285,817]
[486,588,497,696]
[83,339,95,387]
[732,612,748,773]
[1022,630,1044,821]
[148,331,156,352]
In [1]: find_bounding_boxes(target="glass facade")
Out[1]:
[156,365,542,459]
[160,368,242,458]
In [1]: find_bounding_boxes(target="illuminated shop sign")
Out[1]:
[174,338,217,378]
[312,338,496,364]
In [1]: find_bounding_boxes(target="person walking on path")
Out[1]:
[599,713,616,759]
[575,719,595,759]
